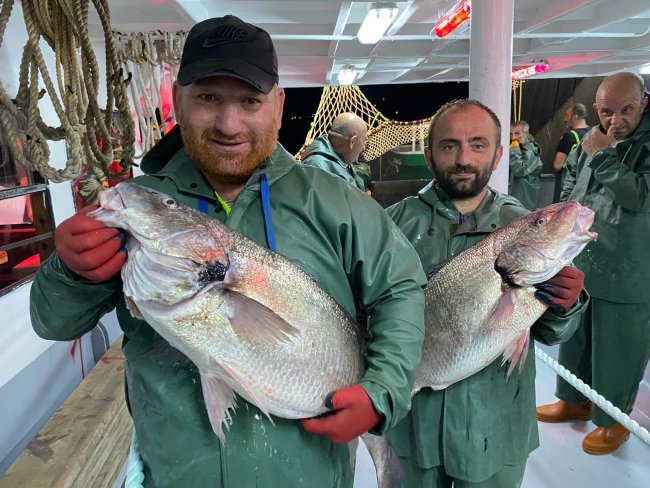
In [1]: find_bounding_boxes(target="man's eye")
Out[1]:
[199,94,215,101]
[243,98,261,106]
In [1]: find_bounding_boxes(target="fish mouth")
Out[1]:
[88,186,126,224]
[571,206,598,242]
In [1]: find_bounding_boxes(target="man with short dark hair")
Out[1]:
[538,72,650,456]
[384,99,586,487]
[301,112,369,191]
[551,103,591,201]
[30,15,426,487]
[508,121,542,210]
[552,103,591,174]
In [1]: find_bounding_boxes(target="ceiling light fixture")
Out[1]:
[337,65,359,85]
[512,61,550,80]
[640,64,650,75]
[433,0,471,38]
[357,3,399,45]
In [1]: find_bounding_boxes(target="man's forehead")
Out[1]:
[596,83,643,105]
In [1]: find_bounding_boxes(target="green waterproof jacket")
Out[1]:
[384,182,587,483]
[301,135,367,191]
[354,162,372,191]
[509,140,542,211]
[561,112,650,303]
[30,127,427,488]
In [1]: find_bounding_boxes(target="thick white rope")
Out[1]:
[124,430,145,488]
[535,346,650,445]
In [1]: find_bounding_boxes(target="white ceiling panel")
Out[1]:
[89,0,650,87]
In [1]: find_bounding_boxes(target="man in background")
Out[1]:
[538,72,650,456]
[552,103,591,201]
[508,120,542,210]
[301,112,369,192]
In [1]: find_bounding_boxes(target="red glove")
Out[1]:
[55,205,126,282]
[300,385,384,444]
[534,266,584,314]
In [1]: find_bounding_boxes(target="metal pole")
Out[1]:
[468,0,515,194]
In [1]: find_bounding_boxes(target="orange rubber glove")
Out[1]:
[534,266,584,314]
[300,385,384,444]
[55,205,127,282]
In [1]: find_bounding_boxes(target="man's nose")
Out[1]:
[213,104,244,136]
[610,113,623,127]
[456,145,471,164]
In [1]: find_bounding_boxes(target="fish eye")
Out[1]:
[535,216,547,226]
[162,197,179,208]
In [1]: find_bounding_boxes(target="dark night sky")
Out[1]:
[279,82,469,155]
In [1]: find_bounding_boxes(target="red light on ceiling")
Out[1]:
[433,0,471,38]
[512,62,550,80]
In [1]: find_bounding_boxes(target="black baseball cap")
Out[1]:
[177,15,278,93]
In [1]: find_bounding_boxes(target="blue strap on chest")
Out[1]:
[260,174,277,252]
[196,175,276,252]
[198,197,209,214]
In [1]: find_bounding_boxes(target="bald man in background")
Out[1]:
[301,113,369,192]
[538,72,650,455]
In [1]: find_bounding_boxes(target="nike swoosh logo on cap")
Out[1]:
[202,26,248,48]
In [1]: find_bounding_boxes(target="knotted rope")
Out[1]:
[0,0,134,183]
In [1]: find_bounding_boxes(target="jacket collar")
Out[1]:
[304,135,348,168]
[418,180,517,233]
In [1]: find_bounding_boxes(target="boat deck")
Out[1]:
[353,344,650,487]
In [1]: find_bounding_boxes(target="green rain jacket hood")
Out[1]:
[384,181,586,483]
[561,110,650,302]
[301,135,367,191]
[30,126,426,488]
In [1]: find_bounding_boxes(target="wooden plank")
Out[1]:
[0,338,133,488]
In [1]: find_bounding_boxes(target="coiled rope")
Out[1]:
[0,0,134,183]
[535,345,650,445]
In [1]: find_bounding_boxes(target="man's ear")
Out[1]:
[424,146,434,173]
[274,87,285,128]
[494,145,503,170]
[349,134,357,149]
[172,82,181,122]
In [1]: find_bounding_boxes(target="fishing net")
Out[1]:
[296,85,432,162]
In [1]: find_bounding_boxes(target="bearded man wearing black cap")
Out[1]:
[30,15,427,487]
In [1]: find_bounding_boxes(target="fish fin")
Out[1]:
[225,290,300,343]
[218,360,275,426]
[125,296,144,320]
[501,330,530,378]
[486,286,516,327]
[200,371,238,444]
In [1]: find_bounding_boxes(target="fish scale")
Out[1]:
[90,182,364,443]
[415,201,597,392]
